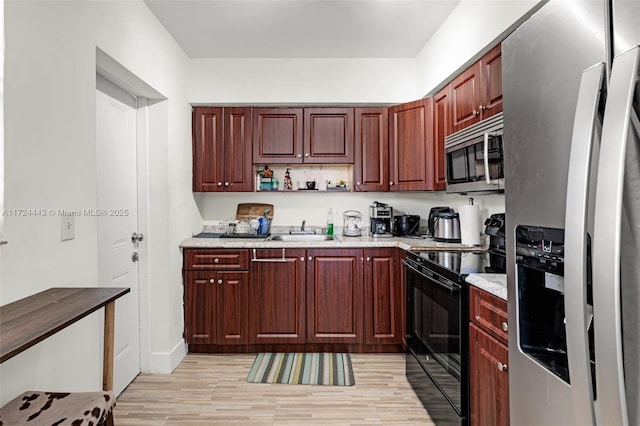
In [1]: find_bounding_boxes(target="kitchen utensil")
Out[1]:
[342,210,363,237]
[306,181,316,190]
[432,212,461,242]
[392,214,421,236]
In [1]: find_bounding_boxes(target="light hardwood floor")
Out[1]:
[114,353,434,425]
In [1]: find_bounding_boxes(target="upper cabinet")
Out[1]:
[192,107,253,192]
[354,107,389,192]
[479,44,503,119]
[389,98,439,191]
[451,43,503,134]
[252,107,354,164]
[432,86,450,191]
[252,107,304,164]
[304,108,354,164]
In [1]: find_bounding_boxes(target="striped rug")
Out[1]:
[246,353,355,386]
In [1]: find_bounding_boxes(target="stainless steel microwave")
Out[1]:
[445,112,504,194]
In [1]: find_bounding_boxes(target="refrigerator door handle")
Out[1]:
[565,62,605,426]
[593,46,640,426]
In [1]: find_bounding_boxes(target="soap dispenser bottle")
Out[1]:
[326,208,334,236]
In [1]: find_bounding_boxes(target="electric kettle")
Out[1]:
[343,210,363,237]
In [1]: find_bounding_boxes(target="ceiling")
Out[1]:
[143,0,460,59]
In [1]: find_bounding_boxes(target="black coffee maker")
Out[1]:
[369,201,393,237]
[484,213,506,272]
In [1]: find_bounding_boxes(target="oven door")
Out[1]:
[404,256,469,425]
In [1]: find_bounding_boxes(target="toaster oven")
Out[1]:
[445,112,504,194]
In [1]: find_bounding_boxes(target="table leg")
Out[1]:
[103,301,115,391]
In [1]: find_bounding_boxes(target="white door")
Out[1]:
[96,77,140,396]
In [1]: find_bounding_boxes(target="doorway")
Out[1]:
[96,75,142,396]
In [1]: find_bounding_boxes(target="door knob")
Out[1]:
[131,252,139,262]
[497,362,508,372]
[131,232,144,243]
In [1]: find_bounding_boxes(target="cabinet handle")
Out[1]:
[366,257,371,262]
[305,153,310,157]
[308,256,312,261]
[209,279,215,284]
[214,258,220,264]
[356,181,361,186]
[300,257,305,262]
[217,182,223,187]
[475,315,481,322]
[389,181,394,186]
[478,104,485,112]
[501,322,508,332]
[297,154,302,158]
[472,110,478,117]
[217,279,223,285]
[497,362,508,372]
[224,182,230,187]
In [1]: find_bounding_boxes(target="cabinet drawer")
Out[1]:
[185,249,249,271]
[470,286,508,344]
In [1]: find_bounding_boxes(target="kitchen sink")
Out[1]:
[267,234,335,242]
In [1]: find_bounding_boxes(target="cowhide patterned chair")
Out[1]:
[0,390,115,426]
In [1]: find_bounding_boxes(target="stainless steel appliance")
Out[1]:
[432,212,462,243]
[404,250,499,425]
[428,206,454,236]
[392,214,420,236]
[445,113,504,194]
[369,201,393,237]
[503,1,639,424]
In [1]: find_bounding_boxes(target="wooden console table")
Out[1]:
[0,287,130,391]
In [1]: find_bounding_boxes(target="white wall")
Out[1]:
[1,0,195,405]
[189,58,417,104]
[196,191,505,235]
[416,0,543,96]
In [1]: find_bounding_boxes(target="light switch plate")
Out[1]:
[61,216,75,241]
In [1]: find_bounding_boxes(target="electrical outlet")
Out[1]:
[61,216,75,241]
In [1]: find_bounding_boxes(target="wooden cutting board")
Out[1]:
[235,203,274,220]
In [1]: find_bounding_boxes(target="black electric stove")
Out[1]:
[403,249,502,426]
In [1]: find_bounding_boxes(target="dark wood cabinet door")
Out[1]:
[363,249,401,344]
[250,249,306,344]
[469,323,510,426]
[432,86,450,191]
[389,98,435,191]
[303,108,354,164]
[224,107,253,191]
[306,249,363,344]
[480,44,503,119]
[192,107,224,192]
[216,271,249,345]
[184,271,216,344]
[354,108,388,192]
[451,61,482,133]
[253,108,303,164]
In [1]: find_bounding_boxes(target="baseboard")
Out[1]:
[148,339,188,373]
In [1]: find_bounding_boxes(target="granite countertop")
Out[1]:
[465,273,507,301]
[179,232,483,251]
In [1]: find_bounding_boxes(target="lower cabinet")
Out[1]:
[183,247,401,351]
[306,249,364,344]
[184,270,249,345]
[250,248,307,344]
[363,248,402,345]
[469,286,509,426]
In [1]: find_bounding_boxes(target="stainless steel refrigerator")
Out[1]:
[503,0,639,424]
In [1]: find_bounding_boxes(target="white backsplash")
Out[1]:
[195,190,505,234]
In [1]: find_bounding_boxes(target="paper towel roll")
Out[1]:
[458,204,481,246]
